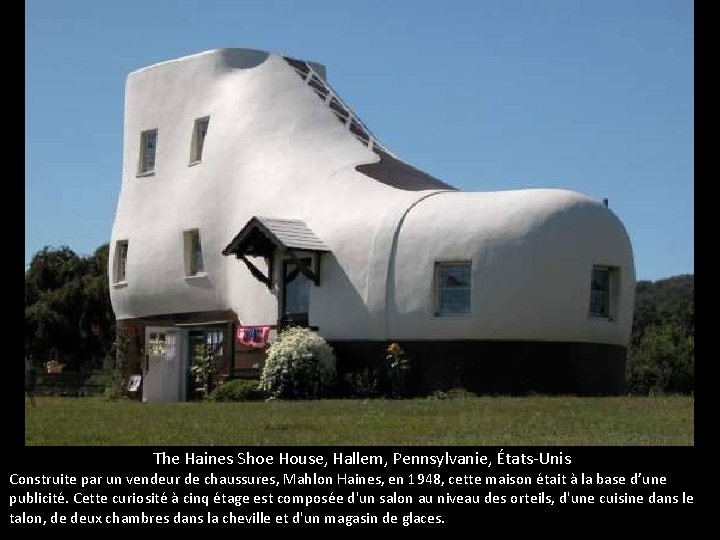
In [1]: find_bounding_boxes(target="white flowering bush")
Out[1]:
[259,327,336,398]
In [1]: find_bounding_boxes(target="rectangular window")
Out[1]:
[434,261,472,316]
[206,330,224,358]
[184,230,205,276]
[589,265,617,319]
[148,332,166,356]
[138,129,158,174]
[114,240,129,283]
[190,117,210,163]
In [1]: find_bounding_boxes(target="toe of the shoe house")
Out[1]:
[389,189,635,344]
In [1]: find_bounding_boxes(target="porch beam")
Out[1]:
[238,254,273,289]
[287,250,320,286]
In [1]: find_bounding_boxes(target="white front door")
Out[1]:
[143,327,183,402]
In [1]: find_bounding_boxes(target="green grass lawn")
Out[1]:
[24,395,693,446]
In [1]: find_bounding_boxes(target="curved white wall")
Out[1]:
[388,190,634,345]
[110,48,635,347]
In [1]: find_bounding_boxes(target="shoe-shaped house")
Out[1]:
[109,48,634,401]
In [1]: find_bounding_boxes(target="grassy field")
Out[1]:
[24,395,693,445]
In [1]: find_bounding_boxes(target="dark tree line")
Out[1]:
[627,274,694,394]
[25,244,115,371]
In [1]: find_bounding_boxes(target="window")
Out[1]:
[190,117,210,163]
[114,240,129,284]
[282,258,312,326]
[138,129,158,174]
[589,265,617,319]
[148,332,166,356]
[206,329,224,358]
[434,261,471,316]
[184,230,205,276]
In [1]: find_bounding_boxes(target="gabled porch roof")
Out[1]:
[222,216,329,289]
[222,216,329,257]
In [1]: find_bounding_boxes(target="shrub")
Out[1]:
[190,343,216,399]
[386,342,410,398]
[343,367,380,398]
[259,327,336,399]
[627,324,694,395]
[212,379,265,401]
[446,387,476,399]
[105,333,130,400]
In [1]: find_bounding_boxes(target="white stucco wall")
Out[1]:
[388,190,634,344]
[110,48,635,346]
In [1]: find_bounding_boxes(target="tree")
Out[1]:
[627,275,694,394]
[24,244,115,370]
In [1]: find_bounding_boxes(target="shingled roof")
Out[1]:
[222,216,329,257]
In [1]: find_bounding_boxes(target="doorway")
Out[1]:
[282,258,312,327]
[185,325,228,400]
[143,327,183,402]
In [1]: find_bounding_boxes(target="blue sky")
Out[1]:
[25,0,693,281]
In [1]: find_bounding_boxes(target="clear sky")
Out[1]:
[25,0,693,281]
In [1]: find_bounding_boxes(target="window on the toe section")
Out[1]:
[434,261,471,317]
[589,265,619,320]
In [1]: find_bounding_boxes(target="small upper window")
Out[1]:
[434,261,471,316]
[114,240,129,283]
[184,229,205,276]
[138,129,158,175]
[190,117,210,164]
[589,265,617,319]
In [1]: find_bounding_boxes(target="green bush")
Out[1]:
[386,342,410,398]
[627,324,694,395]
[190,343,216,398]
[212,379,265,401]
[628,275,693,395]
[343,367,379,398]
[259,327,336,399]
